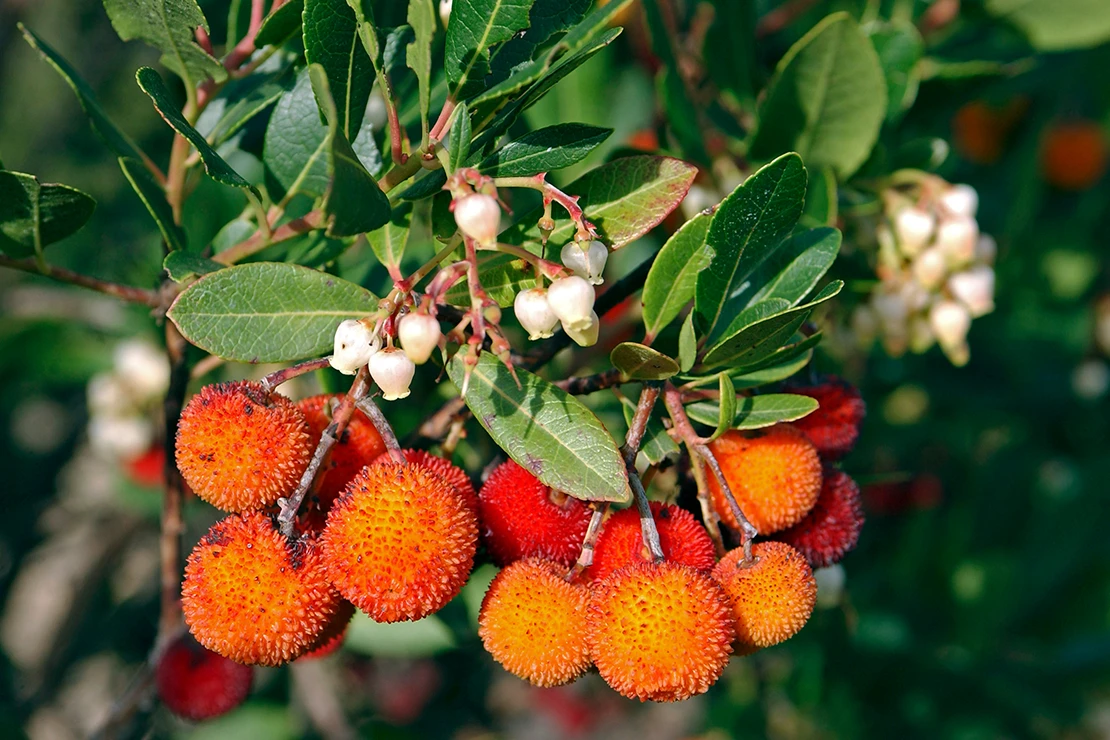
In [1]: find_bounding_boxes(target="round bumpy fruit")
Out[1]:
[587,502,716,582]
[707,427,822,534]
[391,448,478,512]
[299,600,356,660]
[478,558,591,687]
[297,394,387,521]
[478,460,592,566]
[322,460,477,622]
[789,378,866,460]
[155,634,253,720]
[182,512,343,666]
[712,541,817,650]
[176,381,312,512]
[775,468,864,568]
[587,562,734,702]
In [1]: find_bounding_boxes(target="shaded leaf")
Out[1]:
[448,352,631,503]
[478,123,611,177]
[445,252,533,307]
[448,102,471,173]
[195,60,293,147]
[678,311,697,372]
[610,342,679,380]
[103,0,226,89]
[800,166,837,229]
[986,0,1110,51]
[256,0,304,46]
[734,227,841,310]
[406,0,436,143]
[868,22,924,120]
[711,373,736,441]
[705,0,756,102]
[119,157,187,252]
[366,205,410,272]
[167,262,379,362]
[620,396,680,466]
[642,209,713,341]
[643,0,707,163]
[686,393,819,431]
[163,251,221,282]
[444,0,532,100]
[305,0,374,137]
[0,171,96,259]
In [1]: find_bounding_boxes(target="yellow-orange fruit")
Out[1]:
[322,461,477,622]
[707,426,822,535]
[182,512,343,666]
[394,448,478,512]
[587,562,733,702]
[712,541,816,649]
[176,381,312,512]
[478,558,590,687]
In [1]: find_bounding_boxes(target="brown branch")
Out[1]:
[0,254,160,306]
[556,368,624,395]
[260,357,331,393]
[567,502,609,580]
[355,395,406,463]
[622,384,664,563]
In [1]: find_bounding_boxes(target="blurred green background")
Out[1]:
[2,0,1110,738]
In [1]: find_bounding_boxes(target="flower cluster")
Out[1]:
[85,339,170,461]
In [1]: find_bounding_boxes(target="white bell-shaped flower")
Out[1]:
[439,0,452,28]
[939,184,979,218]
[546,275,595,330]
[936,216,979,268]
[895,206,935,257]
[564,311,599,347]
[947,265,995,318]
[561,240,608,285]
[329,319,376,375]
[911,247,948,290]
[369,347,415,401]
[929,299,971,351]
[453,193,500,245]
[397,312,441,365]
[513,287,559,340]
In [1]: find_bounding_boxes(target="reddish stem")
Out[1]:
[0,255,160,307]
[429,98,458,142]
[260,357,331,393]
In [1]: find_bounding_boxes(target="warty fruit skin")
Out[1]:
[155,634,254,721]
[586,502,716,583]
[774,468,865,569]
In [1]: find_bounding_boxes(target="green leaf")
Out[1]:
[489,0,591,84]
[511,155,697,250]
[0,171,96,259]
[700,280,842,369]
[800,166,837,229]
[307,64,391,237]
[256,0,304,46]
[448,352,631,503]
[136,67,256,196]
[735,227,841,309]
[729,332,820,384]
[305,0,375,137]
[406,0,436,143]
[19,25,148,165]
[642,210,713,341]
[686,393,819,431]
[677,311,697,372]
[103,0,226,90]
[448,102,471,173]
[704,0,756,103]
[558,0,633,51]
[867,22,923,121]
[610,342,679,380]
[365,205,410,272]
[444,253,533,307]
[163,251,221,282]
[620,396,680,466]
[986,0,1110,51]
[345,612,455,658]
[444,0,533,100]
[748,12,886,179]
[694,153,806,339]
[478,123,611,177]
[167,262,379,362]
[118,157,187,252]
[195,61,293,147]
[711,373,736,441]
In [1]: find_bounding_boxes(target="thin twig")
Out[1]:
[215,210,323,265]
[159,323,190,640]
[261,357,331,393]
[493,174,598,241]
[0,254,160,306]
[567,502,609,580]
[686,442,725,557]
[556,368,625,395]
[622,385,664,563]
[355,395,406,463]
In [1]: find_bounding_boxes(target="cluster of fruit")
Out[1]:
[162,373,865,716]
[852,176,996,365]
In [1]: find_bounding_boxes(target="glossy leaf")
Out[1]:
[610,342,679,380]
[489,0,591,83]
[748,13,886,179]
[448,102,471,173]
[366,205,410,272]
[136,67,257,195]
[620,396,680,466]
[0,171,95,259]
[163,251,221,282]
[711,373,736,441]
[444,0,532,100]
[686,393,819,431]
[448,352,631,503]
[733,227,841,310]
[119,157,187,252]
[167,262,379,362]
[478,124,611,177]
[103,0,226,89]
[307,65,391,237]
[256,0,304,46]
[305,0,374,137]
[406,0,436,142]
[642,209,713,341]
[195,61,293,147]
[986,0,1110,51]
[678,311,697,372]
[694,153,806,339]
[730,332,820,385]
[868,22,924,120]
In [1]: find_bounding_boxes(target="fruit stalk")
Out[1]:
[567,502,610,580]
[622,384,665,563]
[260,357,332,393]
[355,395,406,464]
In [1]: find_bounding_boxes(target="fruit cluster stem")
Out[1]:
[260,357,331,393]
[355,395,406,463]
[622,384,665,563]
[568,502,609,580]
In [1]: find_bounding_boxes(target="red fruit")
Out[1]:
[774,468,864,568]
[478,460,592,567]
[298,600,356,660]
[587,502,716,582]
[126,445,165,488]
[156,634,253,721]
[1040,119,1109,191]
[789,378,866,460]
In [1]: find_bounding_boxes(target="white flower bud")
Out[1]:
[564,311,599,347]
[329,319,376,375]
[908,315,936,353]
[397,313,441,365]
[975,233,997,265]
[561,240,608,285]
[439,0,452,28]
[936,216,979,268]
[948,266,995,318]
[370,347,415,401]
[88,415,153,459]
[87,374,131,416]
[366,88,388,131]
[546,275,595,330]
[453,193,500,245]
[872,289,909,331]
[514,287,559,340]
[911,247,948,291]
[114,340,170,401]
[929,299,971,351]
[895,206,935,257]
[939,184,978,218]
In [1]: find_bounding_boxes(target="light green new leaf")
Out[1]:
[366,205,410,273]
[103,0,226,90]
[306,0,375,137]
[448,352,631,503]
[610,342,679,380]
[118,157,187,252]
[712,373,736,441]
[444,0,532,100]
[678,311,697,372]
[986,0,1110,51]
[406,0,436,144]
[749,12,886,179]
[685,393,819,431]
[0,171,95,260]
[642,209,713,341]
[448,102,472,173]
[167,262,379,362]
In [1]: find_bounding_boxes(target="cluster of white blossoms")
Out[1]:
[86,339,170,459]
[514,243,606,347]
[330,312,442,401]
[853,177,996,366]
